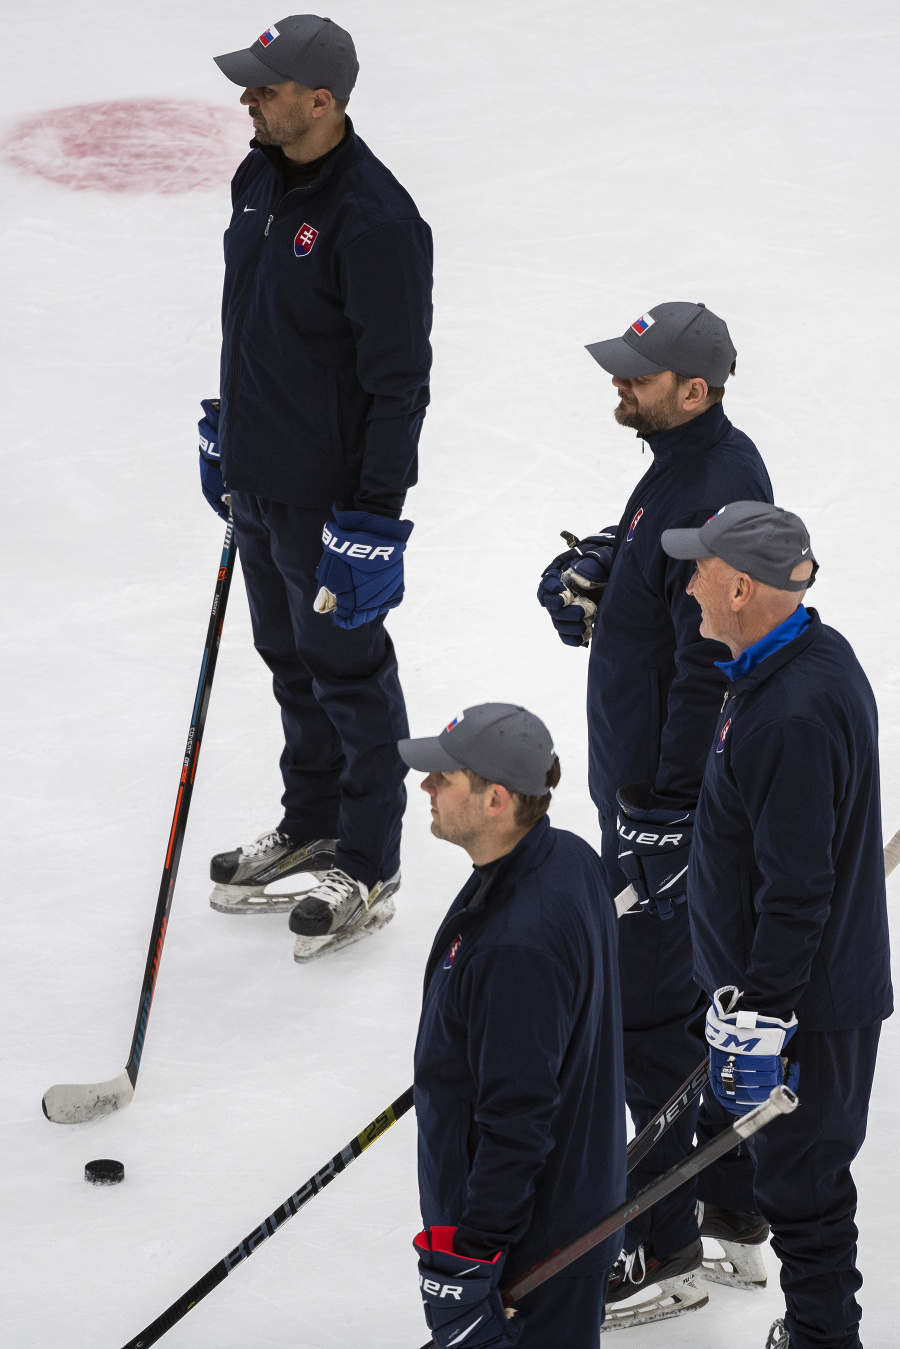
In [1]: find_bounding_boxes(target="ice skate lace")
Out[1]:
[310,868,362,913]
[242,829,289,858]
[620,1246,647,1288]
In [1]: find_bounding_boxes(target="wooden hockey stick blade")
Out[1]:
[884,825,900,879]
[42,1070,134,1125]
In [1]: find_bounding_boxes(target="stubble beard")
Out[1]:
[249,106,313,150]
[613,391,680,438]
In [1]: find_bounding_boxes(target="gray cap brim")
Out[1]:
[585,336,669,379]
[214,48,290,88]
[660,526,716,560]
[397,736,465,775]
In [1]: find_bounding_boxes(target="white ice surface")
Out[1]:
[2,2,899,1346]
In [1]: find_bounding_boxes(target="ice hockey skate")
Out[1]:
[208,830,337,914]
[289,868,401,962]
[766,1319,789,1348]
[603,1238,708,1330]
[698,1201,769,1289]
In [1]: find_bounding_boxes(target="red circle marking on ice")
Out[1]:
[4,99,248,194]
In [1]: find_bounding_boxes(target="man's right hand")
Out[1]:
[198,398,229,521]
[414,1226,521,1348]
[537,532,615,646]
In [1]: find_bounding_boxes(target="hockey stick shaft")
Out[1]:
[41,521,237,1124]
[500,1084,797,1307]
[415,1087,797,1345]
[618,825,900,1171]
[120,1086,414,1349]
[123,519,237,1089]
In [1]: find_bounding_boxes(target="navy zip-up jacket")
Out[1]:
[219,120,433,515]
[414,817,626,1278]
[689,610,893,1029]
[588,403,773,813]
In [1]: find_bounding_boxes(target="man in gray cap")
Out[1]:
[663,503,891,1349]
[405,705,626,1348]
[536,302,774,1325]
[199,16,433,962]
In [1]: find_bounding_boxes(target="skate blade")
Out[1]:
[294,895,397,963]
[702,1238,767,1289]
[209,876,332,915]
[603,1271,708,1331]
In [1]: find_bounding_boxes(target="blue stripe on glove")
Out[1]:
[706,986,800,1115]
[315,508,413,629]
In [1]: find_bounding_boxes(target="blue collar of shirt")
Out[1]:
[715,605,812,683]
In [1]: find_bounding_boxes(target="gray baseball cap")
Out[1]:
[214,14,358,97]
[398,704,557,797]
[586,302,737,387]
[661,501,818,592]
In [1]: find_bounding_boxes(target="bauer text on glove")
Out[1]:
[616,781,694,920]
[414,1226,521,1349]
[705,985,800,1116]
[314,508,413,629]
[198,398,229,521]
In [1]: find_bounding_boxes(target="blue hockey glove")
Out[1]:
[414,1226,521,1349]
[706,986,800,1116]
[615,781,694,920]
[537,532,615,647]
[314,509,413,630]
[198,398,229,521]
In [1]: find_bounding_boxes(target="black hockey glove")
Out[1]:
[414,1226,521,1348]
[615,782,695,921]
[537,530,616,647]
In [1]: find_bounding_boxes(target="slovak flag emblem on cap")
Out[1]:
[445,714,463,732]
[630,313,655,336]
[258,24,280,46]
[293,223,319,257]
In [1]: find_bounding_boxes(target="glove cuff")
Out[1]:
[617,781,696,825]
[331,506,413,542]
[414,1227,503,1265]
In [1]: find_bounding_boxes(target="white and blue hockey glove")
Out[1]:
[706,986,800,1116]
[414,1226,521,1349]
[198,398,229,521]
[314,508,413,630]
[537,531,615,647]
[615,782,694,920]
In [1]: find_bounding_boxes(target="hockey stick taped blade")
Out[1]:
[884,826,900,879]
[42,1071,133,1124]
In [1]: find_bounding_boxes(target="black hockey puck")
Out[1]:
[85,1158,124,1185]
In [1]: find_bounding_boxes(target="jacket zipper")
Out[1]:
[224,207,277,475]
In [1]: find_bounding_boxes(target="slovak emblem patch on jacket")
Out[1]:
[716,717,732,753]
[294,223,319,257]
[443,935,462,970]
[626,507,644,542]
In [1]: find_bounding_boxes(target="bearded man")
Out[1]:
[536,302,773,1326]
[199,16,433,962]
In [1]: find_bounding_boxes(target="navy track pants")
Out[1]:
[515,1270,609,1348]
[230,493,408,886]
[747,1024,881,1349]
[599,810,755,1256]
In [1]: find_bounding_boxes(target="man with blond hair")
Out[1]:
[662,501,892,1349]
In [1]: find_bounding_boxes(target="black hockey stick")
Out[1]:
[416,1085,798,1346]
[119,1086,415,1349]
[42,519,237,1124]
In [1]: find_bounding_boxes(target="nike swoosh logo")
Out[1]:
[243,206,256,212]
[801,547,809,554]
